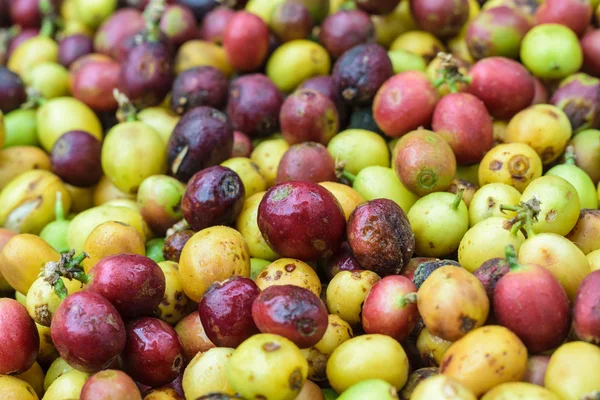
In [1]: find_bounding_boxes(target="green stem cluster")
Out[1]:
[500,196,541,239]
[504,244,521,271]
[433,52,472,93]
[143,0,166,43]
[113,89,138,123]
[21,87,47,110]
[39,0,58,38]
[563,145,576,166]
[396,292,418,308]
[43,250,90,300]
[451,189,465,210]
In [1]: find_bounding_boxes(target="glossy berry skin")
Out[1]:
[252,285,328,348]
[0,67,27,113]
[223,11,270,72]
[573,270,600,344]
[119,42,174,108]
[362,275,419,342]
[167,106,234,183]
[332,43,394,106]
[347,199,415,277]
[199,276,261,348]
[170,66,229,115]
[319,10,375,59]
[468,57,535,120]
[0,299,39,374]
[181,165,245,231]
[258,181,346,261]
[276,142,337,184]
[58,34,94,68]
[226,74,284,137]
[87,254,166,320]
[324,242,362,281]
[51,130,103,187]
[432,93,494,164]
[51,292,126,373]
[494,264,571,353]
[123,317,185,387]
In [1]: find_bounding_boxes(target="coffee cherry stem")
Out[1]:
[563,145,576,166]
[504,244,522,271]
[501,196,541,239]
[54,192,65,222]
[39,0,57,38]
[42,250,90,299]
[451,188,465,210]
[396,292,418,308]
[433,52,471,93]
[113,89,138,122]
[21,87,47,109]
[143,0,166,43]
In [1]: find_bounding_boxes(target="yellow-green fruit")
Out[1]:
[74,0,118,28]
[314,315,353,357]
[23,63,70,99]
[36,323,59,368]
[250,138,290,187]
[520,175,581,236]
[42,369,90,400]
[44,358,73,391]
[587,249,600,271]
[326,270,380,326]
[518,233,590,301]
[101,121,167,194]
[67,205,149,254]
[174,40,233,76]
[546,163,598,210]
[505,105,572,164]
[327,129,390,175]
[246,0,285,22]
[36,97,102,152]
[182,348,236,399]
[137,107,180,146]
[416,327,453,367]
[440,325,528,396]
[468,183,521,227]
[482,382,560,400]
[154,261,189,325]
[14,362,45,399]
[410,375,477,400]
[0,146,50,190]
[236,192,279,261]
[326,334,409,394]
[390,31,446,62]
[0,170,71,235]
[26,276,83,326]
[8,36,59,76]
[319,182,364,221]
[0,374,39,400]
[544,341,600,400]
[222,157,267,198]
[179,226,251,302]
[228,334,308,400]
[3,109,39,148]
[373,0,417,48]
[266,40,331,92]
[417,266,489,342]
[478,143,543,192]
[0,111,4,148]
[0,234,60,294]
[255,258,321,296]
[353,166,418,213]
[458,217,525,272]
[388,49,427,74]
